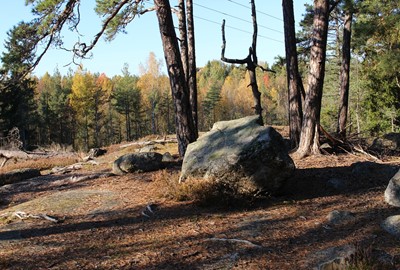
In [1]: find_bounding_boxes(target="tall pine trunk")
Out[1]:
[295,0,329,158]
[282,0,304,149]
[154,0,196,157]
[186,0,198,137]
[337,3,353,138]
[178,0,198,139]
[177,0,189,81]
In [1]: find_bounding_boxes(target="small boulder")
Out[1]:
[162,152,175,162]
[385,169,400,207]
[326,210,356,226]
[311,244,356,270]
[179,116,295,196]
[382,215,400,237]
[112,152,164,175]
[139,144,156,153]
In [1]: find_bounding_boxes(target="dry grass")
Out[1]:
[0,156,79,173]
[151,170,254,207]
[347,244,394,270]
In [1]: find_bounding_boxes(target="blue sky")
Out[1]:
[0,0,310,77]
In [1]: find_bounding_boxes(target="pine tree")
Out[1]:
[0,22,38,147]
[112,64,141,141]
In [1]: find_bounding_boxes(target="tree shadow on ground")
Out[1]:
[1,160,399,269]
[1,195,398,269]
[279,161,399,201]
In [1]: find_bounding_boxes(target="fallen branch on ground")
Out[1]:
[11,211,60,223]
[353,144,380,161]
[49,172,114,187]
[69,172,114,182]
[206,237,262,248]
[141,204,157,218]
[51,164,83,174]
[119,138,177,149]
[318,126,381,161]
[0,150,76,167]
[50,160,99,175]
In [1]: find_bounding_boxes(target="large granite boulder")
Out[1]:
[384,169,400,207]
[179,116,295,196]
[112,152,164,175]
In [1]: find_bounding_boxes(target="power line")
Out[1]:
[226,0,283,22]
[193,3,283,34]
[194,15,283,44]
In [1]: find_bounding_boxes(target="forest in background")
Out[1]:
[0,0,399,152]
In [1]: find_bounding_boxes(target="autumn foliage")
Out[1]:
[27,55,288,150]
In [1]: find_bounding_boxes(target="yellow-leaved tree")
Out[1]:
[137,52,171,135]
[70,68,107,150]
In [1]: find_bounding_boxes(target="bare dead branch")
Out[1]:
[257,65,275,73]
[220,0,263,124]
[220,20,248,64]
[26,0,80,75]
[250,0,258,64]
[75,0,131,57]
[11,211,60,223]
[353,144,380,161]
[76,1,155,58]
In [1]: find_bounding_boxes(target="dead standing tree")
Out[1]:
[221,0,267,125]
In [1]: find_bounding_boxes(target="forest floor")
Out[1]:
[1,131,400,269]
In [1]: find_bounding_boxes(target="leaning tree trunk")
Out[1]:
[337,4,353,138]
[295,0,329,158]
[282,0,304,149]
[154,0,196,157]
